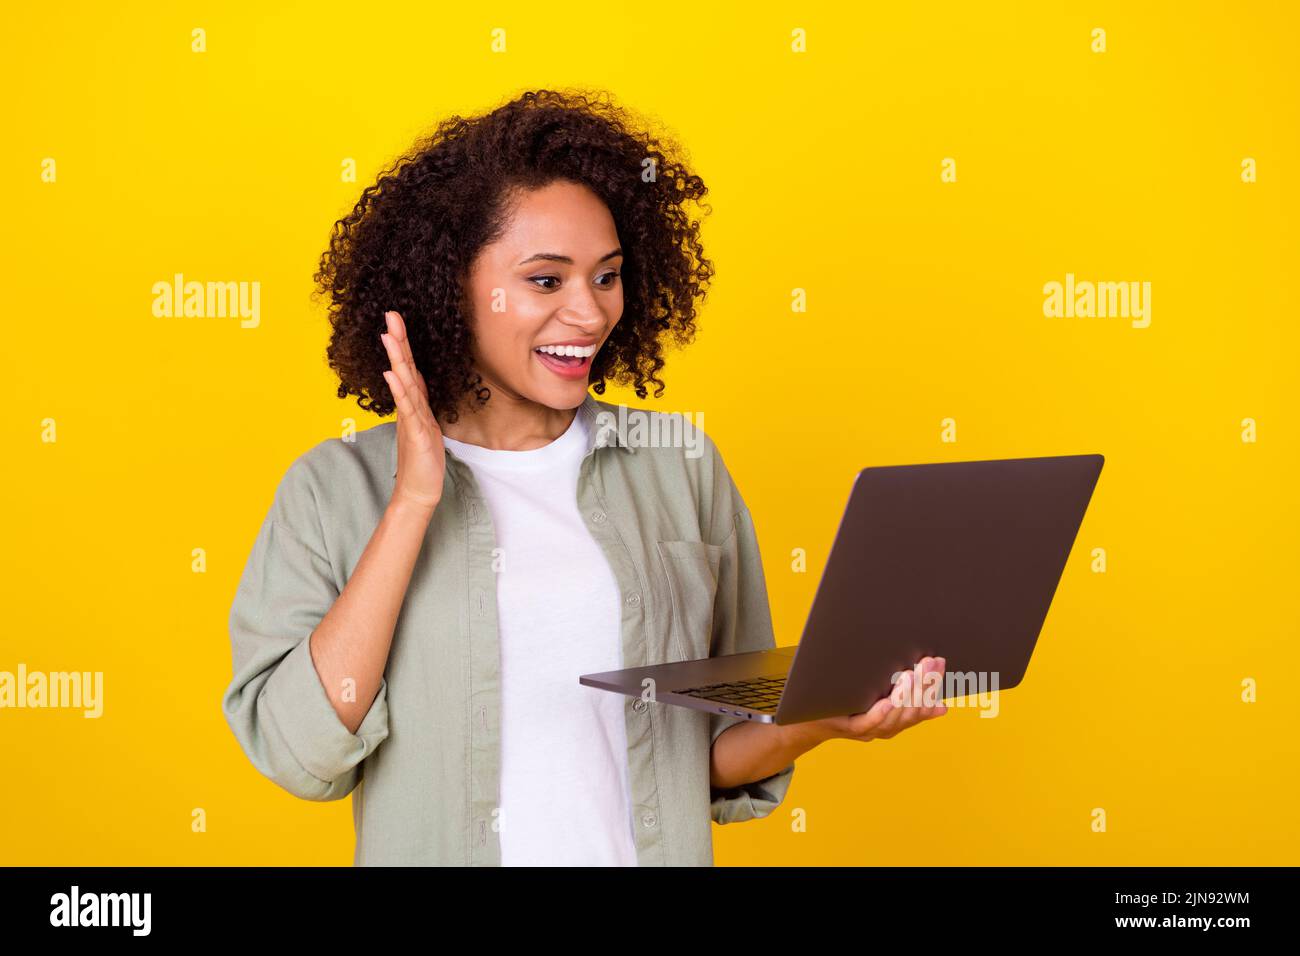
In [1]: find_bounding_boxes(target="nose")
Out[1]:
[560,312,602,335]
[554,296,606,333]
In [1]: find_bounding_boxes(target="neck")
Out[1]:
[438,394,583,451]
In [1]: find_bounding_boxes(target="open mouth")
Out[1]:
[533,345,595,379]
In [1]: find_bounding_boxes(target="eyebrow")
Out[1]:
[517,248,623,266]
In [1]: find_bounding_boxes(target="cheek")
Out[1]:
[473,320,542,376]
[492,291,545,330]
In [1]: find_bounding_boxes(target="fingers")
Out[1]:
[380,313,435,432]
[923,657,948,717]
[874,658,945,739]
[379,340,426,434]
[902,658,933,726]
[384,368,439,471]
[845,694,895,739]
[912,658,930,719]
[382,368,421,424]
[869,696,907,740]
[904,657,947,726]
[890,666,913,709]
[855,673,908,739]
[846,656,952,742]
[380,315,422,406]
[383,311,430,402]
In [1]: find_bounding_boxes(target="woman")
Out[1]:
[222,88,947,866]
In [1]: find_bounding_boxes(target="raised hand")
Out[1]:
[380,310,447,513]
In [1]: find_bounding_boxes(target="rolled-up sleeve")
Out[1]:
[707,492,796,825]
[221,462,390,801]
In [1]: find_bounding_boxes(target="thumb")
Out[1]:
[848,695,893,737]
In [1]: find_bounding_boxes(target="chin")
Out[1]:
[527,382,589,411]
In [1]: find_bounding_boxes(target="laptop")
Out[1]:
[579,453,1104,725]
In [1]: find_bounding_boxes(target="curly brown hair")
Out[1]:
[312,88,715,424]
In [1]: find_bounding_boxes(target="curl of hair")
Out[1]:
[312,87,715,423]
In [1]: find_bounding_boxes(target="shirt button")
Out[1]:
[591,510,607,523]
[632,698,647,713]
[468,502,480,523]
[641,811,658,829]
[625,592,641,607]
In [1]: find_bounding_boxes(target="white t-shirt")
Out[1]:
[442,409,638,866]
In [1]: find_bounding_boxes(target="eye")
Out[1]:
[528,275,560,290]
[596,270,621,287]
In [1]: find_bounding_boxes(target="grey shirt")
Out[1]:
[222,393,795,865]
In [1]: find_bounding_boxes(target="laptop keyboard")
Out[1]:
[673,675,786,712]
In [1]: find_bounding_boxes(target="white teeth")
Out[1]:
[535,344,596,358]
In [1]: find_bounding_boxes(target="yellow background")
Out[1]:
[3,1,1296,865]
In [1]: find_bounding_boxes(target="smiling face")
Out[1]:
[460,179,624,414]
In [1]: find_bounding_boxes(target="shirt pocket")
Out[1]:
[655,539,724,663]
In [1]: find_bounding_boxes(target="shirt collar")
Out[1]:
[389,393,634,478]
